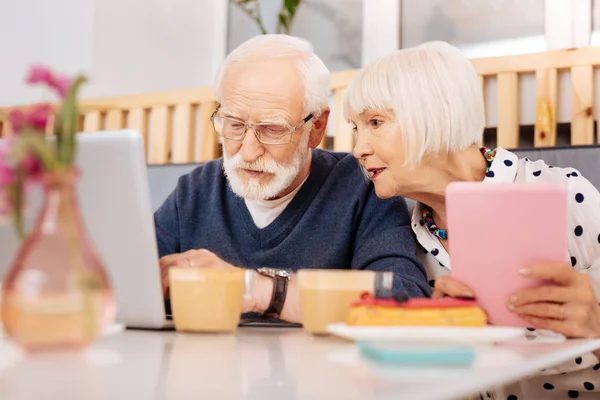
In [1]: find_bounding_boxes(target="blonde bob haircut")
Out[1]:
[344,41,485,165]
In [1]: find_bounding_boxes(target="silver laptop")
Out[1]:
[0,130,172,329]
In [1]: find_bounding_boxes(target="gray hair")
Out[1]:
[344,41,485,165]
[214,34,331,116]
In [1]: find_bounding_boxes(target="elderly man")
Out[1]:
[154,34,429,323]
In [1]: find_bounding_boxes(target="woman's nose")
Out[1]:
[353,133,373,160]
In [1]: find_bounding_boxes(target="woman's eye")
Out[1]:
[370,119,382,128]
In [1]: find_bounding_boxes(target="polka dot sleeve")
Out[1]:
[565,170,600,300]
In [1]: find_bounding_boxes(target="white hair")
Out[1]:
[214,34,331,116]
[344,41,485,165]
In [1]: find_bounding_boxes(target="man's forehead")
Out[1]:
[219,106,293,124]
[219,60,304,123]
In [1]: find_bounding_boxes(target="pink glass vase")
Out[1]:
[1,169,115,352]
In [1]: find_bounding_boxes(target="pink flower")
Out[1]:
[26,65,54,86]
[53,75,72,98]
[26,64,72,99]
[8,109,25,132]
[26,104,52,131]
[7,105,52,133]
[21,154,42,181]
[0,165,14,186]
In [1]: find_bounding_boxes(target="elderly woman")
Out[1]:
[344,41,600,399]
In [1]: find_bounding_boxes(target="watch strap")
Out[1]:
[263,274,288,318]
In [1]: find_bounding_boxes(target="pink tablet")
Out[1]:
[446,182,569,327]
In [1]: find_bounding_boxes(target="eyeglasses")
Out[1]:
[211,111,314,145]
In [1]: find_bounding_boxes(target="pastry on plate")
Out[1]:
[346,292,487,327]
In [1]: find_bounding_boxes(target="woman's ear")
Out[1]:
[308,109,330,148]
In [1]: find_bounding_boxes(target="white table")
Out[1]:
[1,326,600,400]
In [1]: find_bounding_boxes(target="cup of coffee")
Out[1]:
[169,268,254,333]
[298,269,393,335]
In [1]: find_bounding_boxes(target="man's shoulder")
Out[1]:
[174,158,224,195]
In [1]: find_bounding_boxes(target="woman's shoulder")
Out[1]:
[496,148,589,186]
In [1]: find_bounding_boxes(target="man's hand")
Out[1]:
[158,249,273,314]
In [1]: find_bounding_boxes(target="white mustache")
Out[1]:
[228,154,285,175]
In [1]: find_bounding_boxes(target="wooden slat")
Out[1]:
[496,73,520,149]
[0,120,4,138]
[534,68,558,147]
[571,65,595,145]
[1,119,11,138]
[128,108,150,159]
[199,101,219,162]
[83,111,102,132]
[172,103,196,163]
[330,70,358,90]
[333,88,354,152]
[105,109,125,130]
[78,86,215,112]
[44,114,55,135]
[317,133,328,149]
[472,46,600,76]
[150,106,173,164]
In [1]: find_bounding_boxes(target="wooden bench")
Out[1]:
[1,47,600,164]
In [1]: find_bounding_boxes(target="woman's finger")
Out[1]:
[520,263,579,286]
[511,302,566,320]
[434,276,475,298]
[508,285,573,307]
[518,315,569,335]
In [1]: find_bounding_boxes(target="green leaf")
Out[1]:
[54,75,87,167]
[284,0,300,15]
[12,168,25,240]
[278,13,289,31]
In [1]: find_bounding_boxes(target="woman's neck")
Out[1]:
[406,146,488,229]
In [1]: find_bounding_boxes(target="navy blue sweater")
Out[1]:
[154,149,430,297]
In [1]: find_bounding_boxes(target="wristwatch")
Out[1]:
[256,267,292,318]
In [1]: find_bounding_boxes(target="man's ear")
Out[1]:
[308,109,330,148]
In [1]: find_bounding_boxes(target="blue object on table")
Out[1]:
[357,341,476,367]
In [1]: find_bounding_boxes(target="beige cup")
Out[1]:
[298,269,393,335]
[169,268,254,333]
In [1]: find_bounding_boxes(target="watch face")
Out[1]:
[276,270,291,278]
[258,268,291,279]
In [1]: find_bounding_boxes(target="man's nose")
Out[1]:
[240,126,265,163]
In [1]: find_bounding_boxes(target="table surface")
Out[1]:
[1,326,600,400]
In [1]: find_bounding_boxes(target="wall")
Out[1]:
[0,0,227,106]
[0,0,95,106]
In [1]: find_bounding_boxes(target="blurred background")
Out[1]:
[2,0,599,150]
[3,0,596,106]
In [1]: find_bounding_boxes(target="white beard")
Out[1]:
[222,132,311,200]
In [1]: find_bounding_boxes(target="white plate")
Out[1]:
[327,323,525,344]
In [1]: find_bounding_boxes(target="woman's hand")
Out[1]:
[508,263,600,338]
[432,276,476,299]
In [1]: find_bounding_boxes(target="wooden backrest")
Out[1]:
[471,46,600,148]
[2,47,600,164]
[0,87,219,164]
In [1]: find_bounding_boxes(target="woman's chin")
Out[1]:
[373,183,395,199]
